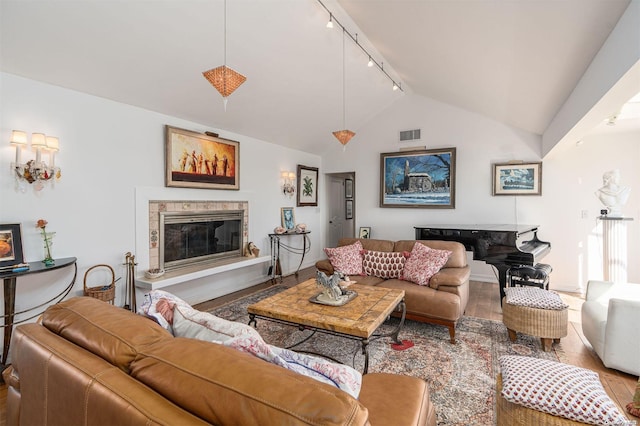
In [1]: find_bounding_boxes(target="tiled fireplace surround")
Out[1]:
[148,200,249,271]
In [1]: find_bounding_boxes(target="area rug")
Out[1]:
[210,285,566,426]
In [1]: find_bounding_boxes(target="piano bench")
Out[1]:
[509,263,552,290]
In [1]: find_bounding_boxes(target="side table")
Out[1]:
[268,231,310,283]
[0,257,77,373]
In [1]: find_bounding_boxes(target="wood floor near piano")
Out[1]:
[0,271,636,425]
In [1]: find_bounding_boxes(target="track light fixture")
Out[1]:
[326,13,334,29]
[317,0,403,93]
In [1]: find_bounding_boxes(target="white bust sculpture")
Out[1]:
[595,169,631,217]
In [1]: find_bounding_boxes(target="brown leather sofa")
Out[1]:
[3,296,436,426]
[317,238,470,343]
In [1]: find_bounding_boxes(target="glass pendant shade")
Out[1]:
[332,129,355,146]
[202,65,247,98]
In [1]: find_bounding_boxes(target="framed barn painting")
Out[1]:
[296,165,318,207]
[380,148,456,208]
[165,125,239,190]
[492,162,542,196]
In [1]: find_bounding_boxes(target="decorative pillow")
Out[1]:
[500,356,631,425]
[401,242,451,286]
[324,241,364,275]
[362,250,407,279]
[505,287,569,310]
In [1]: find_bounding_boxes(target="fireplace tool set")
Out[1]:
[123,252,137,312]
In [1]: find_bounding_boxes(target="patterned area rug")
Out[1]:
[210,285,565,426]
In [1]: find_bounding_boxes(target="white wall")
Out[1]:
[321,94,640,292]
[0,73,323,317]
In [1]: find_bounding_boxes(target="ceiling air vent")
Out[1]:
[399,129,421,142]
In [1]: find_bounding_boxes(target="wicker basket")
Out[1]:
[83,264,116,304]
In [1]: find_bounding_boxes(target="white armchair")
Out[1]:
[581,280,640,376]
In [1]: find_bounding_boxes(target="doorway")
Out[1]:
[326,172,355,247]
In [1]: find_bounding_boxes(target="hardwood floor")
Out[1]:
[1,268,637,424]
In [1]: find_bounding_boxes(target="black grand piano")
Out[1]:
[414,224,551,303]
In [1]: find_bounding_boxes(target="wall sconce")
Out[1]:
[10,130,61,191]
[281,171,296,197]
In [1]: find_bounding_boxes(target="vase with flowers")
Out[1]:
[36,219,55,266]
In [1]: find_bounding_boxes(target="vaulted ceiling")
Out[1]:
[1,0,636,156]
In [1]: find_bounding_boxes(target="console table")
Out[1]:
[268,231,310,283]
[0,257,77,372]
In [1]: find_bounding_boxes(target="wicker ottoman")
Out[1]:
[502,287,568,352]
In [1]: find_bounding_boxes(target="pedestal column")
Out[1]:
[600,216,633,283]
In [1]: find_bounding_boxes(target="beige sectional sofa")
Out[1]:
[316,238,471,343]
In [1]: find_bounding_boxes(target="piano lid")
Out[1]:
[414,224,539,235]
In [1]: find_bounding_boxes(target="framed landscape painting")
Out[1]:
[296,165,318,207]
[165,125,239,190]
[380,148,456,208]
[493,162,542,196]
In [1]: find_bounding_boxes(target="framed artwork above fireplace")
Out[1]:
[165,125,240,190]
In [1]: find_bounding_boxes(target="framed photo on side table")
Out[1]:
[165,125,239,190]
[281,207,296,231]
[0,223,25,270]
[492,162,542,196]
[380,148,456,208]
[297,165,319,207]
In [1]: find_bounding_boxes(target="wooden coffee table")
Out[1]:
[247,278,406,373]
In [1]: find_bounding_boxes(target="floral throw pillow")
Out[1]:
[500,356,631,425]
[362,250,407,279]
[324,241,364,275]
[401,242,451,286]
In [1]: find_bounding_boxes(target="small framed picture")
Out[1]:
[345,179,353,199]
[281,207,296,231]
[0,223,25,270]
[492,162,542,196]
[296,165,319,207]
[359,227,371,239]
[345,200,353,220]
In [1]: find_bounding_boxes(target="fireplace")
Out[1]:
[160,211,243,271]
[147,200,249,272]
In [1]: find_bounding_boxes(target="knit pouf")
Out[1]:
[502,288,568,352]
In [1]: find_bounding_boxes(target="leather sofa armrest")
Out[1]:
[359,373,435,426]
[2,366,20,426]
[315,259,334,275]
[429,266,470,290]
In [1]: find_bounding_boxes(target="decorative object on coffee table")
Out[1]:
[312,271,357,306]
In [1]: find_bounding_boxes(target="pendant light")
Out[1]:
[202,0,246,110]
[332,29,355,149]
